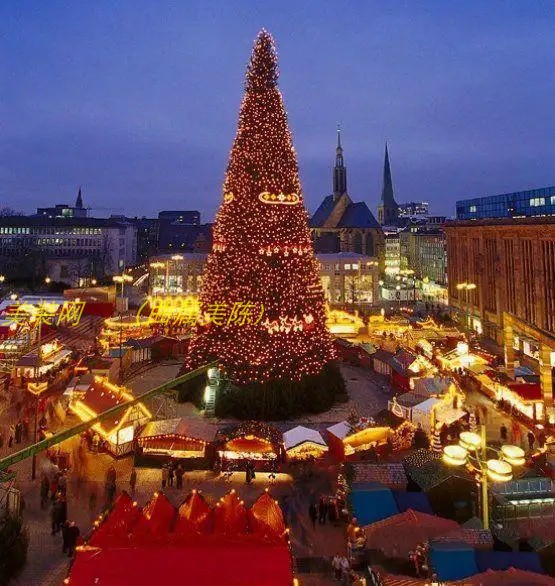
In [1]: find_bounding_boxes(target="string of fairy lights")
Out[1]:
[187,29,334,385]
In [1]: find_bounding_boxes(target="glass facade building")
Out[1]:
[456,186,555,220]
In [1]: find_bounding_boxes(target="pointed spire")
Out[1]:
[333,125,347,197]
[75,186,83,209]
[381,142,397,206]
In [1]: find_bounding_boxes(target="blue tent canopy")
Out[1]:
[350,482,398,525]
[429,541,478,581]
[392,491,434,515]
[475,551,545,574]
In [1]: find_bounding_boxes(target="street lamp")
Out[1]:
[0,275,5,283]
[112,273,133,298]
[456,282,477,332]
[395,284,401,311]
[44,276,51,285]
[442,426,524,529]
[91,278,97,286]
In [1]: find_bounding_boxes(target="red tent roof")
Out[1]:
[88,492,141,547]
[213,490,249,535]
[507,383,542,401]
[69,540,294,586]
[249,492,286,542]
[459,568,553,585]
[135,492,176,539]
[175,490,212,535]
[363,509,463,557]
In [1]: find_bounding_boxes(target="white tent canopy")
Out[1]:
[326,421,351,440]
[284,425,328,451]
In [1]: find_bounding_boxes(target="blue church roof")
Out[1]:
[310,195,336,228]
[337,202,380,228]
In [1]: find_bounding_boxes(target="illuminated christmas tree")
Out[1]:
[187,30,335,398]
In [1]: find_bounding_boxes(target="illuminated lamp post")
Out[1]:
[442,426,524,529]
[112,274,133,383]
[455,282,476,333]
[395,284,401,311]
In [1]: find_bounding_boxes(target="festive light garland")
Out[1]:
[186,30,334,385]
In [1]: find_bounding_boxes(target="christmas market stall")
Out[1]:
[67,489,294,586]
[283,425,328,461]
[216,422,284,472]
[136,417,216,468]
[14,340,73,383]
[70,376,152,456]
[326,417,394,462]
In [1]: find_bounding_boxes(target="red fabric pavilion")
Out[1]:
[67,489,294,586]
[249,491,286,541]
[174,489,213,535]
[213,490,249,535]
[88,492,141,547]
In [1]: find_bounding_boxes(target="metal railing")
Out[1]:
[0,361,216,472]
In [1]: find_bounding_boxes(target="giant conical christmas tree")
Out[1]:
[187,30,334,387]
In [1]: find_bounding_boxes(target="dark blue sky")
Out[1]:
[1,1,554,220]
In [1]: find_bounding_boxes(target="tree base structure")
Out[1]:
[215,361,347,420]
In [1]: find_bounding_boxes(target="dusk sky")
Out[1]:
[1,1,554,220]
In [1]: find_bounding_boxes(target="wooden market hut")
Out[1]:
[70,376,152,456]
[283,425,328,461]
[136,417,217,469]
[216,422,284,472]
[326,420,394,462]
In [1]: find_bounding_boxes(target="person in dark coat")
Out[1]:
[500,424,508,442]
[40,474,50,509]
[527,431,536,451]
[66,522,80,556]
[51,497,63,535]
[61,520,71,554]
[175,464,184,489]
[308,502,318,529]
[318,496,327,525]
[168,463,175,488]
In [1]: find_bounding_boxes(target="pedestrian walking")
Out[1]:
[51,497,63,535]
[318,496,328,525]
[40,474,50,509]
[527,430,536,452]
[161,464,169,489]
[62,520,71,554]
[14,421,22,444]
[89,487,97,521]
[309,502,318,529]
[8,424,15,448]
[537,426,547,448]
[332,554,342,581]
[175,464,184,489]
[67,522,80,556]
[130,468,137,494]
[340,556,350,585]
[168,463,175,488]
[500,424,508,442]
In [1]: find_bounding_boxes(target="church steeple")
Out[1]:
[75,186,84,209]
[332,125,347,197]
[378,142,399,225]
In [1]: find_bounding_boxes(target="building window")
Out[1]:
[469,205,477,213]
[530,197,545,207]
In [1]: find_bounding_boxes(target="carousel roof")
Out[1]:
[139,417,216,443]
[283,425,327,451]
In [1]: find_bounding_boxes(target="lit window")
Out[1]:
[530,197,545,207]
[551,195,555,205]
[469,205,477,213]
[344,264,351,270]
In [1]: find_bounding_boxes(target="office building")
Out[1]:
[456,186,555,220]
[0,215,137,285]
[444,217,555,420]
[157,210,212,252]
[398,201,429,218]
[148,251,379,306]
[36,187,88,219]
